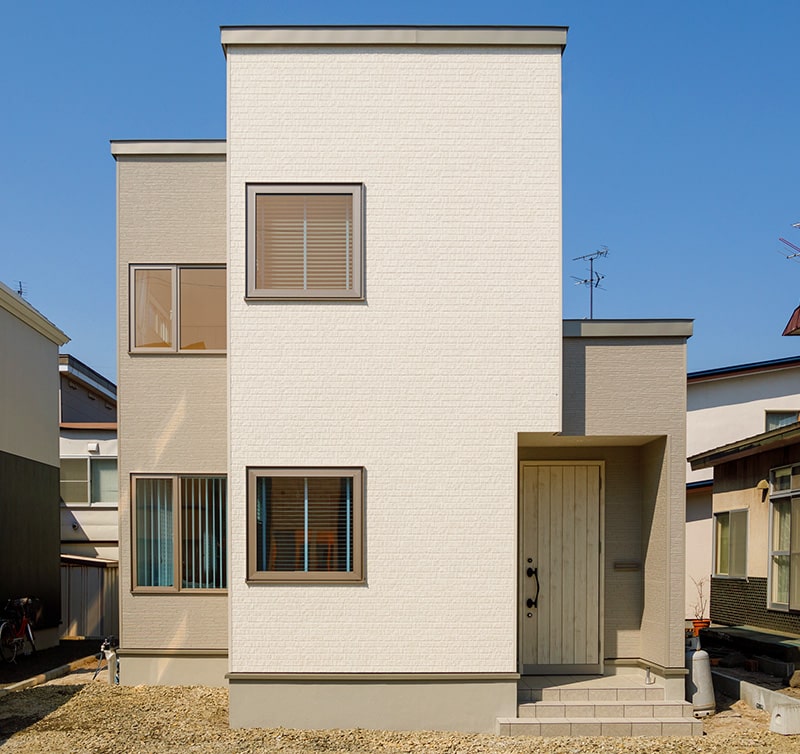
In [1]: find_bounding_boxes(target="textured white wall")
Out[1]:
[228,46,563,673]
[687,367,800,483]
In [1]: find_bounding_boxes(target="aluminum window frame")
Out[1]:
[246,184,364,301]
[131,473,228,594]
[246,466,365,584]
[767,463,800,611]
[712,508,748,579]
[60,456,119,507]
[128,264,227,354]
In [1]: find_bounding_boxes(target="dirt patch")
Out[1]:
[5,671,800,753]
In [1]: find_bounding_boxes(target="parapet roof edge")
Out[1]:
[220,25,568,52]
[0,279,68,346]
[110,140,226,158]
[563,319,694,339]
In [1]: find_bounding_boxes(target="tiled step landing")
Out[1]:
[498,677,702,737]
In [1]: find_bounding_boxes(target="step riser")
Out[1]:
[518,702,693,719]
[519,688,666,703]
[497,718,703,737]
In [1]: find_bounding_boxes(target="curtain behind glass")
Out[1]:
[136,478,173,587]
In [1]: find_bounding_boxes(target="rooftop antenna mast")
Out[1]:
[572,246,608,319]
[778,223,800,261]
[15,281,27,298]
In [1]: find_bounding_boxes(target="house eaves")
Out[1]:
[59,354,117,404]
[689,421,800,470]
[220,25,568,55]
[0,279,68,346]
[688,354,800,384]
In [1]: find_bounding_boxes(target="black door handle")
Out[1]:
[525,566,540,609]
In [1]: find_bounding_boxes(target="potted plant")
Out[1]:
[691,576,711,635]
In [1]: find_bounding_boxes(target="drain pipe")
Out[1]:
[645,666,655,685]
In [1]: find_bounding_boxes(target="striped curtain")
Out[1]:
[135,478,174,587]
[181,477,227,589]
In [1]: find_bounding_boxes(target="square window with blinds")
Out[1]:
[247,467,364,583]
[247,185,363,300]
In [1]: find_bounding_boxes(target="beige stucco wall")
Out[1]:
[685,487,713,617]
[561,332,688,669]
[227,45,563,674]
[0,304,62,467]
[687,366,800,484]
[116,154,228,650]
[712,450,790,580]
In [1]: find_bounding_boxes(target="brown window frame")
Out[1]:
[131,473,228,594]
[129,264,227,354]
[247,467,364,584]
[246,184,364,300]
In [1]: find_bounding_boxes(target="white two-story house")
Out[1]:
[112,25,696,735]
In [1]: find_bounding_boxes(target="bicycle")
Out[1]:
[0,597,39,663]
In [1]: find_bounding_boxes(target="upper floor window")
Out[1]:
[246,184,363,300]
[766,411,800,432]
[130,265,226,353]
[60,457,118,505]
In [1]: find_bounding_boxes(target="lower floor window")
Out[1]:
[770,496,800,610]
[714,509,747,577]
[247,467,364,583]
[134,475,227,591]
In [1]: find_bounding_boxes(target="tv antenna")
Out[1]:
[15,281,27,298]
[572,246,608,319]
[778,224,800,261]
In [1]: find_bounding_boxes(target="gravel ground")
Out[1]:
[3,666,800,754]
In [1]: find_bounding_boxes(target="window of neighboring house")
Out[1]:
[247,467,364,583]
[130,265,226,352]
[766,411,800,432]
[246,184,363,300]
[714,509,747,577]
[60,458,118,505]
[133,475,227,591]
[769,464,800,610]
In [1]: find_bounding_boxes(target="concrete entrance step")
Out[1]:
[519,682,666,703]
[497,716,703,737]
[518,699,694,719]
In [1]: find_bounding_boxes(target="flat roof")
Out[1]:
[110,140,226,158]
[220,25,568,52]
[562,319,693,339]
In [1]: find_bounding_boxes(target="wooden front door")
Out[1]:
[520,462,602,674]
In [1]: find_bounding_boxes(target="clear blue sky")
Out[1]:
[3,0,799,382]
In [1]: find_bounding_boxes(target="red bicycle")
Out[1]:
[0,598,39,662]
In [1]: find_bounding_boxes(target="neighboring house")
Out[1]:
[689,422,800,635]
[0,280,69,650]
[58,354,119,638]
[112,25,693,734]
[685,357,800,619]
